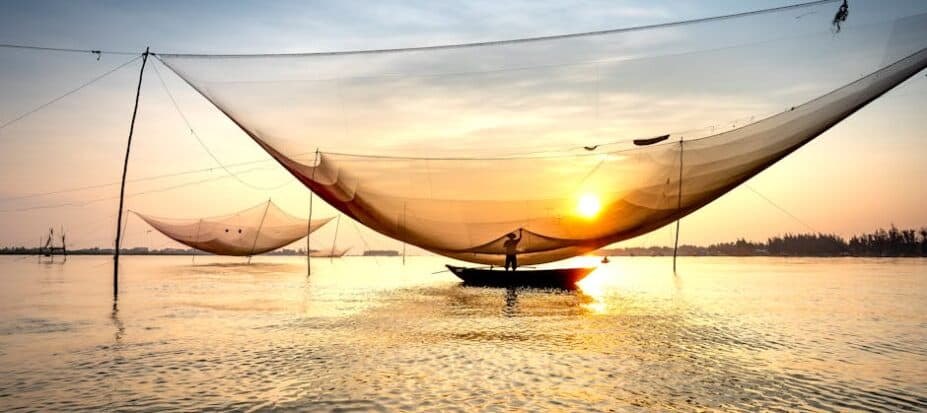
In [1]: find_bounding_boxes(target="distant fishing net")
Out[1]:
[158,0,927,265]
[134,201,332,256]
[310,247,351,258]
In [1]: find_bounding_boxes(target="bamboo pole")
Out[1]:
[248,199,272,264]
[330,214,341,263]
[673,139,684,273]
[113,47,149,301]
[307,149,319,276]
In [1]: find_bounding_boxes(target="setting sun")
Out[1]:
[576,193,602,218]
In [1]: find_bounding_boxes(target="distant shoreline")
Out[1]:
[3,253,926,258]
[3,251,926,258]
[6,226,925,258]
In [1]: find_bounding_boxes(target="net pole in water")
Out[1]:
[114,47,149,301]
[673,139,684,273]
[192,219,202,264]
[248,199,272,264]
[307,149,319,276]
[330,214,341,263]
[402,202,407,265]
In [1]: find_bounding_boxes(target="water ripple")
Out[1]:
[0,256,924,411]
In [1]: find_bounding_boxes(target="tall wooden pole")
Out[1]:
[401,202,407,266]
[330,214,340,263]
[306,194,312,276]
[114,47,149,300]
[673,139,684,273]
[248,199,272,265]
[307,149,319,276]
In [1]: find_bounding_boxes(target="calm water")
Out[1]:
[0,255,925,412]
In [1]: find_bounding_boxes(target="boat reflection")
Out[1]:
[502,287,519,316]
[425,282,608,319]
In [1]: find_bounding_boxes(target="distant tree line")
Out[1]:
[3,226,926,257]
[763,226,927,256]
[598,226,927,257]
[846,227,927,257]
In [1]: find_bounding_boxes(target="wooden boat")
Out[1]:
[446,265,596,289]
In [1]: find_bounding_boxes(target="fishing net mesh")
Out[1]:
[159,0,927,264]
[134,201,332,256]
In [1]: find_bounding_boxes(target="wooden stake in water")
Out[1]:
[114,47,149,301]
[307,149,319,277]
[673,139,684,273]
[402,202,407,266]
[330,214,341,263]
[247,199,272,265]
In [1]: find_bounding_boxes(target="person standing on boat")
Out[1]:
[504,228,523,271]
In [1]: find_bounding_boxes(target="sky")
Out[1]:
[0,0,925,253]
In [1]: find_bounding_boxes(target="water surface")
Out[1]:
[0,256,925,411]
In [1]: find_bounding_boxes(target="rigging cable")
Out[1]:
[158,0,837,57]
[349,218,380,267]
[0,54,141,133]
[330,214,341,262]
[0,166,274,213]
[743,184,820,234]
[0,157,293,204]
[150,60,293,191]
[3,1,836,59]
[119,211,132,247]
[247,199,272,263]
[0,43,138,56]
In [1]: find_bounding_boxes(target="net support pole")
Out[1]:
[330,214,341,263]
[401,202,407,266]
[113,47,149,301]
[192,218,202,264]
[307,149,319,276]
[119,212,131,243]
[673,139,684,273]
[248,198,272,264]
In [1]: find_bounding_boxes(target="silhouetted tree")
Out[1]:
[920,228,927,257]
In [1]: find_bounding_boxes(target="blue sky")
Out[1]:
[0,1,843,55]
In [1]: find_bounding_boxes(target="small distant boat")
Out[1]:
[633,134,670,146]
[601,256,610,264]
[446,265,595,289]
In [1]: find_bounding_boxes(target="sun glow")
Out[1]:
[576,193,601,218]
[577,274,607,314]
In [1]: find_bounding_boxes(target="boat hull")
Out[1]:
[446,265,596,289]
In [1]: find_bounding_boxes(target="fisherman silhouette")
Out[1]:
[504,228,523,271]
[832,0,849,33]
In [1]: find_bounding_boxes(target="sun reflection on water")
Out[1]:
[576,261,610,314]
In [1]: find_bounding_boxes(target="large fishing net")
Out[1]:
[158,0,927,265]
[134,201,332,256]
